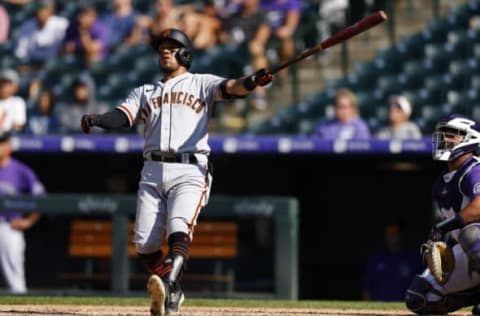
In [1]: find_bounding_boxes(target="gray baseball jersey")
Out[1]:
[117,72,225,160]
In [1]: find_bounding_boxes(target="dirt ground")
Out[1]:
[0,305,473,316]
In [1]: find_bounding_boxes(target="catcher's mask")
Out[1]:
[150,28,193,69]
[433,114,480,161]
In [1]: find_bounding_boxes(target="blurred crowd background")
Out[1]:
[1,0,478,138]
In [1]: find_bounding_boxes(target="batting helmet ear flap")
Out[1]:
[176,47,192,69]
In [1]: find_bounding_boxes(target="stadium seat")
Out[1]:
[402,60,430,83]
[447,89,480,110]
[396,33,425,60]
[423,74,458,93]
[296,118,320,135]
[351,62,385,88]
[470,75,480,90]
[356,92,380,118]
[449,58,480,89]
[447,2,474,30]
[373,47,404,74]
[295,93,332,120]
[377,75,403,96]
[416,104,447,133]
[423,19,450,44]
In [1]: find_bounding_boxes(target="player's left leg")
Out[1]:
[458,223,480,315]
[161,163,211,315]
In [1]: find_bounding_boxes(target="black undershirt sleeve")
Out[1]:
[96,109,130,129]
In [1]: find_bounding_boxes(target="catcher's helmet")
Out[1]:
[150,28,193,69]
[432,113,480,161]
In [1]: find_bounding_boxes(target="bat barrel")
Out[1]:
[268,10,387,75]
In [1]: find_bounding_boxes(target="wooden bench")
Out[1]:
[62,219,238,295]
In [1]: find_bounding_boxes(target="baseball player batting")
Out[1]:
[80,28,273,316]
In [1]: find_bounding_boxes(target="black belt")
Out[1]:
[146,152,198,164]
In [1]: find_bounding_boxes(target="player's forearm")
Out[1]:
[26,212,40,226]
[93,109,130,129]
[224,70,273,97]
[224,78,251,96]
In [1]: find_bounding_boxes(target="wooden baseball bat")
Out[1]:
[269,10,388,74]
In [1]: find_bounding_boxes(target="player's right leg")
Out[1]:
[133,165,169,316]
[0,221,26,293]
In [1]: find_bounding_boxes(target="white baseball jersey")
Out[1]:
[0,96,26,132]
[117,72,225,159]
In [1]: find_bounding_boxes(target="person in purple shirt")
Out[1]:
[314,88,370,140]
[362,221,423,301]
[0,131,45,293]
[405,114,480,315]
[62,3,109,67]
[259,0,300,80]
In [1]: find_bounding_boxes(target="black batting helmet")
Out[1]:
[150,28,193,69]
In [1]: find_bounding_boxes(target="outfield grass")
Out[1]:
[0,296,405,310]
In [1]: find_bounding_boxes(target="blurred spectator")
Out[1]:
[149,0,219,50]
[1,0,32,4]
[0,69,27,133]
[375,95,422,140]
[361,221,423,301]
[0,131,45,294]
[62,3,109,67]
[317,0,348,40]
[0,5,9,44]
[14,0,69,73]
[219,0,271,109]
[25,88,59,135]
[314,88,370,140]
[57,73,109,133]
[100,0,149,52]
[260,0,300,79]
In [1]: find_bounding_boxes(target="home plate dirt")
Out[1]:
[0,305,474,316]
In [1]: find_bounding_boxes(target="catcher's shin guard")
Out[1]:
[405,275,443,314]
[458,223,480,272]
[405,275,480,315]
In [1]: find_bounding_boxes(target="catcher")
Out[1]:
[405,114,480,315]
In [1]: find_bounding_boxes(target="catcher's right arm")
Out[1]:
[421,240,455,285]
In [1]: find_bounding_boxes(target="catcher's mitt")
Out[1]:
[421,240,455,285]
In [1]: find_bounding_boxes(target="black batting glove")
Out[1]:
[243,68,274,91]
[81,114,99,134]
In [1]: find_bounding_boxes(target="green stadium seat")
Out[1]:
[295,93,332,119]
[373,47,404,74]
[447,89,480,110]
[449,58,480,88]
[296,118,321,135]
[470,75,480,90]
[346,72,375,91]
[448,3,473,30]
[424,75,457,92]
[356,92,379,118]
[402,60,430,82]
[396,33,425,60]
[416,105,446,133]
[352,62,384,85]
[377,75,403,95]
[424,19,450,44]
